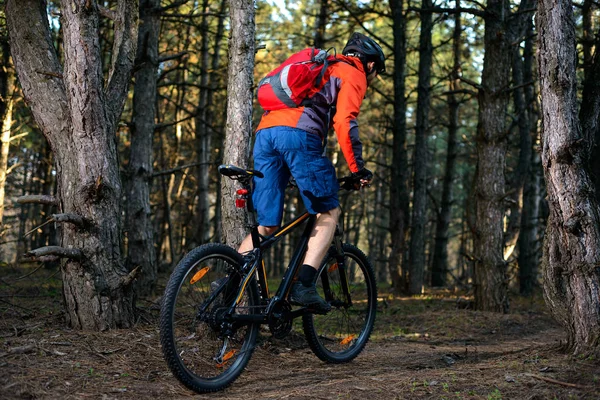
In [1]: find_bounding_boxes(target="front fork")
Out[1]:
[323,224,353,307]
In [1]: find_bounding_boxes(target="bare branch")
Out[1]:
[17,195,58,206]
[25,246,83,260]
[23,218,54,238]
[151,162,209,178]
[156,0,189,13]
[9,133,28,142]
[459,76,483,91]
[157,51,188,63]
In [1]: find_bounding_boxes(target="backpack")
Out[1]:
[257,48,339,111]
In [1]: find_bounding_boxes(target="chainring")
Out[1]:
[268,300,292,339]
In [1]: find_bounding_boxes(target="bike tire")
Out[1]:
[160,243,259,393]
[302,243,377,363]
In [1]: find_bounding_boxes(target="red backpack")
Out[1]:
[257,48,339,111]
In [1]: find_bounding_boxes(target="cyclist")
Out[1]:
[238,32,385,312]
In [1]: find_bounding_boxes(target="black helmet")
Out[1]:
[342,32,386,74]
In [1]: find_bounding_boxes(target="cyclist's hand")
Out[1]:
[352,168,373,187]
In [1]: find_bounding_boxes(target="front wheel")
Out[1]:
[303,243,377,363]
[159,244,259,393]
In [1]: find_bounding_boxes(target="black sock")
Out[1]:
[298,264,317,287]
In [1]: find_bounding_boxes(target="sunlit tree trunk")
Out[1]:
[7,0,138,329]
[0,36,12,226]
[221,0,255,248]
[538,0,600,354]
[0,98,13,225]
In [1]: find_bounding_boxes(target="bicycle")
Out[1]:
[159,164,377,393]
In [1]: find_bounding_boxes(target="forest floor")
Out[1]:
[1,263,599,400]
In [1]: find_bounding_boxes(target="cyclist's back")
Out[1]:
[256,54,368,174]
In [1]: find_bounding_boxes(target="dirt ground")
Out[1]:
[1,263,599,400]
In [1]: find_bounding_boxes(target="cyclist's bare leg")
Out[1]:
[302,207,341,270]
[238,226,278,254]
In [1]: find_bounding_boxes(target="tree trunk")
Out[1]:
[313,0,328,49]
[538,0,600,355]
[221,0,255,248]
[431,5,461,287]
[407,0,433,295]
[126,0,160,295]
[194,0,227,246]
[0,99,12,226]
[7,0,138,330]
[389,0,410,293]
[0,35,12,226]
[472,0,511,313]
[503,30,533,261]
[517,18,540,295]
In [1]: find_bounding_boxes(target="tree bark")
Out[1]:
[7,0,138,330]
[389,0,410,293]
[125,0,160,295]
[538,0,600,355]
[431,5,461,287]
[407,0,433,295]
[221,0,255,248]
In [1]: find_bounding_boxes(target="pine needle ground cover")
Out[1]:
[1,263,598,399]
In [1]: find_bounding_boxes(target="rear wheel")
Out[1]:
[303,243,377,363]
[160,244,259,393]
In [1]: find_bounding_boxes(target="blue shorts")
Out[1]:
[252,126,340,226]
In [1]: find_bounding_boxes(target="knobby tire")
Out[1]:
[159,244,259,393]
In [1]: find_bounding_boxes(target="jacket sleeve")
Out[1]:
[332,67,368,173]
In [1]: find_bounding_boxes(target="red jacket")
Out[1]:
[256,55,367,173]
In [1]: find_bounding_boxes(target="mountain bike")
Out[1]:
[159,164,377,393]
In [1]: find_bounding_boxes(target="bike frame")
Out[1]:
[221,175,352,325]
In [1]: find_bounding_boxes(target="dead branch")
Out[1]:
[25,246,83,261]
[524,373,590,389]
[120,266,141,288]
[52,213,86,228]
[17,195,58,207]
[4,344,36,355]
